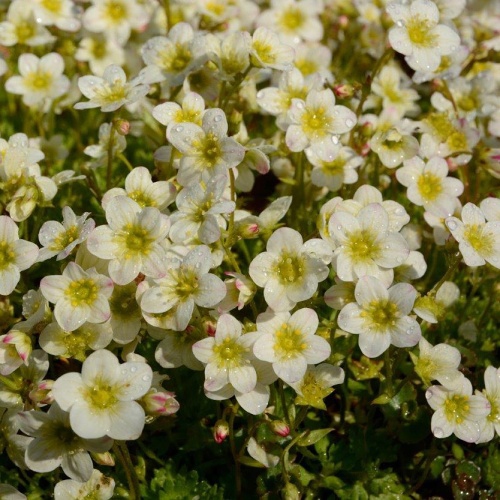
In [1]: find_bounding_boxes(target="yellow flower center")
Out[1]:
[26,72,53,92]
[345,229,381,263]
[41,0,63,13]
[423,113,453,142]
[274,251,305,285]
[104,0,127,22]
[195,132,222,167]
[295,372,333,410]
[62,327,95,361]
[119,223,154,258]
[174,108,202,126]
[161,44,192,73]
[279,6,305,31]
[301,107,332,139]
[67,279,98,307]
[252,41,275,66]
[0,241,15,270]
[322,157,346,176]
[109,283,141,319]
[50,225,80,251]
[296,58,319,76]
[128,190,155,208]
[486,398,499,424]
[91,39,108,60]
[444,394,470,424]
[274,323,307,360]
[98,82,127,104]
[15,21,36,44]
[173,269,199,299]
[446,130,468,151]
[360,299,400,332]
[213,337,247,368]
[417,172,443,201]
[86,379,118,410]
[463,224,494,257]
[414,356,437,386]
[406,16,438,48]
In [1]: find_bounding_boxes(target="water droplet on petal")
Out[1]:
[345,118,354,128]
[433,427,444,438]
[130,366,137,373]
[332,135,339,145]
[396,20,405,27]
[296,101,304,109]
[175,125,184,132]
[214,114,223,123]
[142,374,150,382]
[446,220,457,231]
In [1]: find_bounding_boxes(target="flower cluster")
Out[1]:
[0,0,499,497]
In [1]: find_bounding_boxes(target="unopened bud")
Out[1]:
[213,419,229,444]
[29,380,54,405]
[333,83,354,99]
[338,15,349,29]
[282,482,300,500]
[91,450,115,467]
[143,390,180,416]
[3,329,32,363]
[115,119,131,136]
[270,420,290,437]
[236,221,260,239]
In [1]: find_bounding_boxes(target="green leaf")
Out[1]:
[456,461,481,484]
[297,428,333,447]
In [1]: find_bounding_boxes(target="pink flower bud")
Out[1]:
[213,419,229,444]
[29,379,54,405]
[115,119,131,136]
[143,390,180,416]
[333,84,354,99]
[270,420,290,437]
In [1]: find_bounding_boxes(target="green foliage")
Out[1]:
[141,461,224,500]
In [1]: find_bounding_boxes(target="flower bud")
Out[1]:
[29,379,54,405]
[333,83,354,99]
[91,450,115,467]
[213,419,229,444]
[270,420,290,437]
[114,119,131,136]
[3,329,32,363]
[143,390,180,416]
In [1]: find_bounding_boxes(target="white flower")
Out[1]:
[39,321,113,361]
[370,128,420,168]
[37,207,95,262]
[107,282,143,344]
[445,202,500,268]
[0,484,26,500]
[82,0,149,44]
[167,108,245,187]
[306,145,361,191]
[410,337,462,386]
[40,262,114,332]
[141,23,208,86]
[253,308,331,384]
[139,245,226,331]
[102,167,176,212]
[256,0,324,45]
[413,281,459,323]
[169,175,235,245]
[5,53,70,109]
[480,197,500,222]
[477,366,500,443]
[84,122,126,166]
[76,35,125,77]
[204,31,251,80]
[250,27,295,71]
[396,156,464,218]
[18,402,112,481]
[328,203,409,283]
[337,276,421,358]
[289,363,345,410]
[285,89,356,157]
[249,227,331,312]
[0,216,39,296]
[32,0,81,31]
[0,0,54,47]
[386,0,460,73]
[426,376,491,443]
[52,349,152,440]
[75,65,153,112]
[87,196,170,285]
[54,469,115,500]
[192,314,261,394]
[247,437,280,468]
[153,92,205,131]
[217,272,257,313]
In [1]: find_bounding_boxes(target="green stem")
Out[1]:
[118,153,135,172]
[278,380,291,428]
[384,349,394,398]
[293,405,309,430]
[163,0,171,32]
[106,120,116,191]
[114,441,141,500]
[428,251,462,295]
[228,408,242,499]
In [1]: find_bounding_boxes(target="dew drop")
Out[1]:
[433,427,444,438]
[296,101,304,109]
[175,125,184,132]
[425,390,433,400]
[256,90,264,99]
[214,114,223,123]
[396,20,404,27]
[130,366,137,373]
[345,118,354,128]
[331,135,339,145]
[446,220,457,231]
[142,374,150,382]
